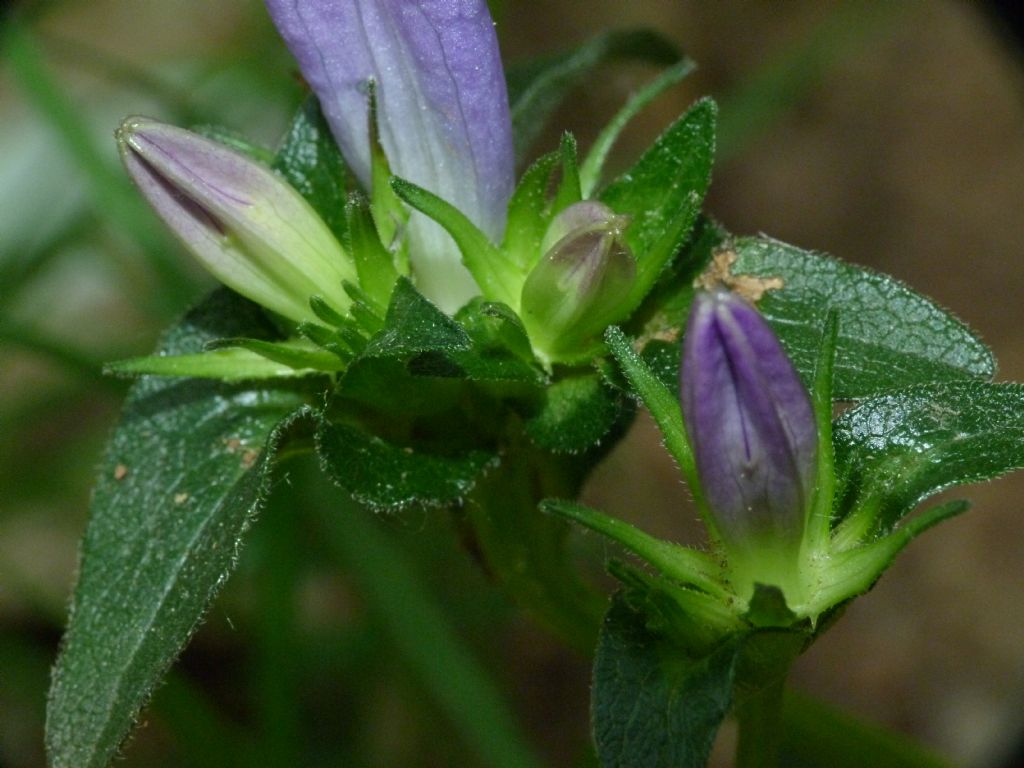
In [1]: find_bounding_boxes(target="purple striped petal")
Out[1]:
[680,290,817,556]
[264,0,515,310]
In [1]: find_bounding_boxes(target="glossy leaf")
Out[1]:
[832,382,1024,535]
[506,28,682,160]
[731,237,994,397]
[46,290,310,768]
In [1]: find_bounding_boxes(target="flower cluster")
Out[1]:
[118,0,645,374]
[115,0,930,646]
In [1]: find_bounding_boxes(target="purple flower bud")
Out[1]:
[264,0,515,311]
[118,117,354,325]
[680,290,817,576]
[520,201,636,363]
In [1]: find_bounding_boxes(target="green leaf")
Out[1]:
[272,96,349,242]
[367,82,410,268]
[525,372,623,453]
[730,236,995,397]
[832,382,1024,538]
[316,421,496,511]
[601,98,717,311]
[592,596,741,768]
[362,277,471,359]
[506,29,682,160]
[46,290,310,768]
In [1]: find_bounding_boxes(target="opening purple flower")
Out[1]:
[264,0,516,312]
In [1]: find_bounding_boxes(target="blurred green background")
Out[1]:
[2,1,1024,766]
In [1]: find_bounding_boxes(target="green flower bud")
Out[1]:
[520,201,636,363]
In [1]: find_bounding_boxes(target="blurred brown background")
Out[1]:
[2,1,1023,766]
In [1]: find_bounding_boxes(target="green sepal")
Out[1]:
[502,150,560,272]
[106,348,316,381]
[345,192,401,308]
[296,321,358,360]
[552,132,582,214]
[390,177,521,307]
[608,561,741,653]
[542,498,726,599]
[813,500,969,614]
[580,57,697,197]
[367,83,409,271]
[603,326,702,507]
[309,294,348,327]
[205,337,347,372]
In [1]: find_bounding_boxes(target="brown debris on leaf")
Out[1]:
[695,248,784,302]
